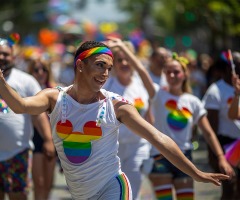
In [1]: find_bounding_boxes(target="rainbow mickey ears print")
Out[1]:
[56,120,103,164]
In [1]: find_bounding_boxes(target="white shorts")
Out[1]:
[88,173,132,200]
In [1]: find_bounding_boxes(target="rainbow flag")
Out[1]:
[221,51,231,64]
[224,139,240,167]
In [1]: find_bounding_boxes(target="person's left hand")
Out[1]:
[43,139,55,159]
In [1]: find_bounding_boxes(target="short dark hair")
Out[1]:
[74,41,109,62]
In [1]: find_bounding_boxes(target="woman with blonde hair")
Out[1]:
[147,54,232,200]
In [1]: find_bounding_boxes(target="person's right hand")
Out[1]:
[43,139,56,160]
[193,170,230,186]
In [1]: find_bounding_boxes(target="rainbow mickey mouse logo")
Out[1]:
[165,99,192,131]
[56,120,102,164]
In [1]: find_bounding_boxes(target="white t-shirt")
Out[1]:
[202,79,240,139]
[103,75,149,144]
[0,68,41,161]
[151,89,206,155]
[49,87,130,199]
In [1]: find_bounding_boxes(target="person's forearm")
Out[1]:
[228,93,240,119]
[199,116,224,159]
[206,109,219,134]
[119,106,201,180]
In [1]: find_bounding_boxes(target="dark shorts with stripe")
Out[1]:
[151,150,192,179]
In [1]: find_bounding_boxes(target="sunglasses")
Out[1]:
[33,68,48,73]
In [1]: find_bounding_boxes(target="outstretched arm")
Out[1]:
[0,70,55,115]
[115,101,230,186]
[106,37,156,99]
[228,74,240,119]
[198,115,235,178]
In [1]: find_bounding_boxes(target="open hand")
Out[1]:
[194,171,230,186]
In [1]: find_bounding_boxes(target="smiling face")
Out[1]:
[164,60,186,92]
[77,53,113,92]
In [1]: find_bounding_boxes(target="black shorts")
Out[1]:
[151,150,192,179]
[33,128,44,153]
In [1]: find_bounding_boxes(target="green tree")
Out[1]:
[0,0,49,37]
[119,0,240,53]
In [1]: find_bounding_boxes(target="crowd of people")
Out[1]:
[0,34,239,200]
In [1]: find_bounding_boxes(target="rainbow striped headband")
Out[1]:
[74,47,113,67]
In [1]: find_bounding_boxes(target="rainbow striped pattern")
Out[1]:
[0,98,10,113]
[221,51,231,64]
[165,99,192,131]
[116,173,131,200]
[134,98,144,113]
[75,47,113,67]
[56,120,102,164]
[176,188,194,200]
[224,139,240,167]
[7,33,20,46]
[155,184,173,200]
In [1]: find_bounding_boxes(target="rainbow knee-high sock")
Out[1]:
[176,188,194,200]
[154,184,173,200]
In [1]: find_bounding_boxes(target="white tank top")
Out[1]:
[49,86,129,199]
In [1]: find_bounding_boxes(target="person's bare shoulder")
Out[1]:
[112,99,136,122]
[38,87,60,113]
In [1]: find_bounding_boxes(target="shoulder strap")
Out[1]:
[96,99,107,127]
[55,86,67,123]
